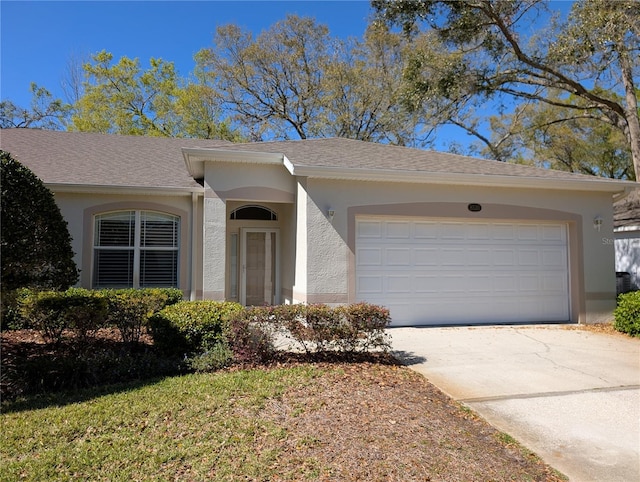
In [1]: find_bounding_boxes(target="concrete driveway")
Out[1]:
[389,326,640,482]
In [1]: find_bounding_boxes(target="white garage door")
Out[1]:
[356,218,570,326]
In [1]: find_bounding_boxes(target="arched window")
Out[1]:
[230,205,277,221]
[93,210,179,288]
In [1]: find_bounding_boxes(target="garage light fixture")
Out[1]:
[593,216,603,232]
[468,203,482,212]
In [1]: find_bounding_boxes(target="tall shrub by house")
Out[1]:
[1,151,79,292]
[1,151,79,327]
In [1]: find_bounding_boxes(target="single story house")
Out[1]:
[2,128,637,326]
[614,189,640,291]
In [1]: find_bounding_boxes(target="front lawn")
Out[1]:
[1,362,565,481]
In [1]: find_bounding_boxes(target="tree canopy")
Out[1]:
[69,51,241,140]
[373,0,640,178]
[195,15,424,144]
[0,83,70,130]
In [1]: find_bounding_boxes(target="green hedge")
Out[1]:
[19,288,108,344]
[614,291,640,337]
[17,287,183,344]
[148,301,243,357]
[101,288,183,344]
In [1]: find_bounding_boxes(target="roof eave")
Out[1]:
[46,183,204,196]
[289,165,636,193]
[182,147,284,178]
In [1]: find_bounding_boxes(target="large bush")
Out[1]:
[614,291,640,337]
[1,151,79,329]
[1,151,79,292]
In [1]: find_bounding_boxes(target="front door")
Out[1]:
[241,229,279,306]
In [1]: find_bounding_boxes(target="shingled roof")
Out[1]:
[217,137,607,181]
[614,188,640,228]
[0,129,232,190]
[1,129,636,194]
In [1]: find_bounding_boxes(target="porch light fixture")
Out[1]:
[327,209,335,222]
[593,216,603,232]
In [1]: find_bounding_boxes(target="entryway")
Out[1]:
[240,228,279,306]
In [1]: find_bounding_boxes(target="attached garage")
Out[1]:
[355,217,570,326]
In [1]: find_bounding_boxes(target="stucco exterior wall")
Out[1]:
[301,178,617,323]
[201,162,297,303]
[204,162,295,202]
[54,191,196,295]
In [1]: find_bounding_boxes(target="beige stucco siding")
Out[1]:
[203,162,295,202]
[202,162,297,303]
[301,178,617,323]
[54,192,197,296]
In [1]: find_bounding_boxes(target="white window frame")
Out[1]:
[93,210,180,289]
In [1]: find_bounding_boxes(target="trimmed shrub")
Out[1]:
[187,343,234,372]
[101,288,183,344]
[239,303,392,355]
[226,310,276,364]
[19,288,108,344]
[148,300,243,356]
[614,291,640,337]
[335,302,392,352]
[2,288,32,330]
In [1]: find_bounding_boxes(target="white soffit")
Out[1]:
[182,148,284,178]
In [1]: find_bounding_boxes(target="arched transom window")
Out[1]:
[93,210,180,288]
[230,205,277,221]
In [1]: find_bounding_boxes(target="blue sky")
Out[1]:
[1,1,374,107]
[1,1,574,151]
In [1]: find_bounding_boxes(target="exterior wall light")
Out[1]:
[327,209,335,222]
[593,216,603,232]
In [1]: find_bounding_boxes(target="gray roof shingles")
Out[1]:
[1,129,636,190]
[221,137,611,180]
[0,129,233,189]
[614,189,640,227]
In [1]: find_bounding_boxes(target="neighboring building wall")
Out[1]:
[615,227,640,290]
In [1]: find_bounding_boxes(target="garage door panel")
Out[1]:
[357,275,383,294]
[386,248,411,265]
[493,249,515,265]
[387,275,412,293]
[415,248,439,265]
[543,248,566,266]
[357,247,382,266]
[356,218,570,326]
[468,249,492,265]
[386,221,411,238]
[358,221,382,238]
[413,222,439,238]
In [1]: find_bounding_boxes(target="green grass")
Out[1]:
[1,366,320,481]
